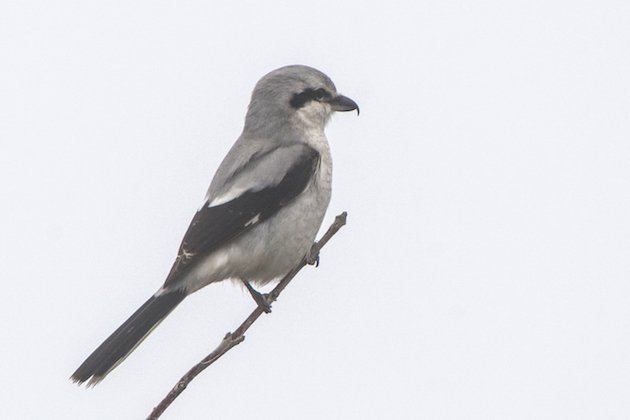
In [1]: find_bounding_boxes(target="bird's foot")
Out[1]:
[242,280,273,313]
[307,246,320,267]
[254,292,273,314]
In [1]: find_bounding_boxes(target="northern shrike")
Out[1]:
[71,65,358,385]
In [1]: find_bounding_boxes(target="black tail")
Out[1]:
[71,290,186,386]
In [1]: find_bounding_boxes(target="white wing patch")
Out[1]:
[181,248,195,260]
[245,213,261,227]
[207,187,248,208]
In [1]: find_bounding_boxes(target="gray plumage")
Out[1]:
[71,65,358,385]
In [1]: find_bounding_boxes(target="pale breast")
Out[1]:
[182,144,332,292]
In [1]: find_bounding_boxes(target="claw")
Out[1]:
[307,247,320,267]
[254,292,273,314]
[242,279,272,313]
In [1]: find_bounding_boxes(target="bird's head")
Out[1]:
[244,65,359,133]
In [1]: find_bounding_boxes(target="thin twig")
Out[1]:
[147,212,348,419]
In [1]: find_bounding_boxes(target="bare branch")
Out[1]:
[147,212,348,419]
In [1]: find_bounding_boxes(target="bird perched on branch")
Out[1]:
[71,65,359,386]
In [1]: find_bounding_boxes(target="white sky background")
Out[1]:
[2,0,630,419]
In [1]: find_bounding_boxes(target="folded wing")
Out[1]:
[164,144,320,287]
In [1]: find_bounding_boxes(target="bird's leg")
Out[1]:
[306,244,320,267]
[241,279,272,313]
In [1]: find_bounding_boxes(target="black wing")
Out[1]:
[163,146,320,287]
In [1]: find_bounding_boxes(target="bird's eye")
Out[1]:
[290,88,330,109]
[313,88,327,100]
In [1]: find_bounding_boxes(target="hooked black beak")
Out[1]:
[328,94,360,115]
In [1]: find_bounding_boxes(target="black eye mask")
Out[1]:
[289,88,332,109]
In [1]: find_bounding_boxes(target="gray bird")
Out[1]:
[71,65,358,385]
